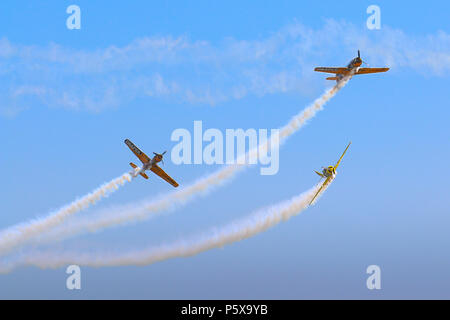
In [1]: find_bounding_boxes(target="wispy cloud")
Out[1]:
[1,20,449,115]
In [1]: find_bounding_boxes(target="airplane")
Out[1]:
[309,142,351,205]
[314,50,389,82]
[124,139,179,187]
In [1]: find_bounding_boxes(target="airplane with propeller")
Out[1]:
[124,139,179,187]
[314,50,389,82]
[309,142,351,205]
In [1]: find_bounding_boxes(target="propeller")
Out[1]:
[358,50,370,66]
[153,151,167,165]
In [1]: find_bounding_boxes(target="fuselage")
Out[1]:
[322,166,337,178]
[142,156,162,171]
[332,57,362,82]
[347,56,362,69]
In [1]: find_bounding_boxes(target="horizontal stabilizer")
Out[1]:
[129,162,148,179]
[129,162,138,169]
[326,77,339,80]
[140,172,149,179]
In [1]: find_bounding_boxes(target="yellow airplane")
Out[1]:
[124,139,179,187]
[310,142,351,205]
[314,50,389,82]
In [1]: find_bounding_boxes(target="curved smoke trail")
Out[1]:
[0,178,334,272]
[34,164,243,243]
[0,171,136,256]
[32,76,352,245]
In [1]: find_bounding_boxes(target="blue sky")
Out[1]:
[0,1,449,299]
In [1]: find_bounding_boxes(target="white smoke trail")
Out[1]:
[35,164,244,242]
[32,76,352,244]
[0,178,334,272]
[0,171,136,256]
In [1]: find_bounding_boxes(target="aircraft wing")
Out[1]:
[335,142,351,170]
[150,164,179,187]
[314,67,349,74]
[124,139,151,164]
[355,67,389,74]
[309,177,331,205]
